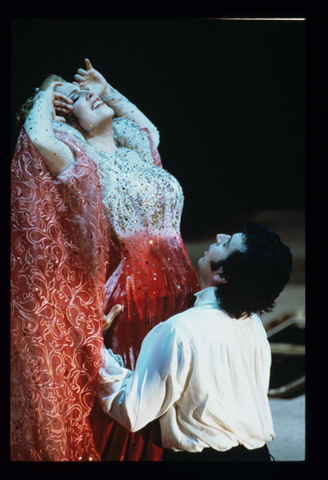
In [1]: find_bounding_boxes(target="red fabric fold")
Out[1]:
[10,126,200,462]
[89,131,200,461]
[10,129,109,461]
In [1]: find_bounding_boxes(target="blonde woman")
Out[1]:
[11,59,200,461]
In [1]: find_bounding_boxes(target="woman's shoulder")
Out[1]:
[52,121,86,146]
[112,117,142,137]
[112,117,154,163]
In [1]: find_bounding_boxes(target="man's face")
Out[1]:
[198,233,246,288]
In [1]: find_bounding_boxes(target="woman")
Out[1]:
[11,59,200,461]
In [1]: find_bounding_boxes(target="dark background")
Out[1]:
[11,18,305,239]
[11,16,328,473]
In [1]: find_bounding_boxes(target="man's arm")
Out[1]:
[98,321,190,432]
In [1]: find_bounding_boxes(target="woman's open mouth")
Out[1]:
[92,98,104,110]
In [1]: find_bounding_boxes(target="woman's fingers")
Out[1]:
[85,58,93,70]
[55,107,71,116]
[55,115,67,123]
[55,93,73,103]
[54,95,73,120]
[74,59,95,86]
[54,98,73,114]
[50,81,63,91]
[74,73,86,83]
[77,68,88,76]
[54,96,73,106]
[55,104,69,111]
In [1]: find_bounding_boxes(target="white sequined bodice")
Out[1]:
[53,118,184,237]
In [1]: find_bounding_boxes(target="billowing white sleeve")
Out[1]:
[24,92,74,175]
[98,322,191,432]
[101,85,160,148]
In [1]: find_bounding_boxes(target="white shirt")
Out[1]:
[98,287,275,453]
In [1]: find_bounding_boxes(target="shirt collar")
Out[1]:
[194,286,220,309]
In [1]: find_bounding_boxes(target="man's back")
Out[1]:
[98,287,275,454]
[159,287,275,452]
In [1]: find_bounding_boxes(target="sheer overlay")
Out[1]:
[10,119,200,461]
[10,129,109,461]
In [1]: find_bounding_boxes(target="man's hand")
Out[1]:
[103,304,122,332]
[74,58,108,97]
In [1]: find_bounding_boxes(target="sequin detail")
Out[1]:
[53,119,184,237]
[10,130,108,461]
[11,119,200,462]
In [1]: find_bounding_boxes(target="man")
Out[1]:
[99,222,293,461]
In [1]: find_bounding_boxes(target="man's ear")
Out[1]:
[213,267,227,285]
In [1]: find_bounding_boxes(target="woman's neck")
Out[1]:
[83,118,117,153]
[86,131,117,153]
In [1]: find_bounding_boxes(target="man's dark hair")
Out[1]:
[211,222,293,319]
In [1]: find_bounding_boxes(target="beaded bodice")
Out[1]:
[53,118,184,237]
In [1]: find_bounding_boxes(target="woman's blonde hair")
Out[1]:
[15,74,67,128]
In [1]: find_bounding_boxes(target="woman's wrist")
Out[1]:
[101,83,129,105]
[101,83,115,101]
[33,90,44,103]
[29,91,53,120]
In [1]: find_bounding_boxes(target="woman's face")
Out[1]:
[55,82,114,133]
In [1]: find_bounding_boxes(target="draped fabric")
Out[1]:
[10,123,200,462]
[90,227,200,461]
[10,129,109,461]
[89,127,200,461]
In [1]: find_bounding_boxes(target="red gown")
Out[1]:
[10,119,200,461]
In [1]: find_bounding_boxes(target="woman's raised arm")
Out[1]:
[24,82,75,175]
[74,59,160,147]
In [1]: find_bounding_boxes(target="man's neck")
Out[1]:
[199,279,216,290]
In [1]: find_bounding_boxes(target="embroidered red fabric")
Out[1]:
[89,128,201,461]
[10,126,200,461]
[10,129,109,461]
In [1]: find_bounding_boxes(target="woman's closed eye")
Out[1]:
[71,94,79,103]
[70,88,89,103]
[68,89,80,103]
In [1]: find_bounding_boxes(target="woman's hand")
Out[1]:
[74,58,108,97]
[42,82,73,122]
[103,304,122,332]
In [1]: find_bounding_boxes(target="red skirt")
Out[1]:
[90,230,200,461]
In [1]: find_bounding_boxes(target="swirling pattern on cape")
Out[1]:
[10,122,200,462]
[10,128,109,461]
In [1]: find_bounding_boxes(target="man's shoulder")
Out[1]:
[158,306,195,330]
[163,305,215,336]
[250,314,268,338]
[164,307,195,326]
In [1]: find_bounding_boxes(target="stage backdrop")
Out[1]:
[11,18,305,238]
